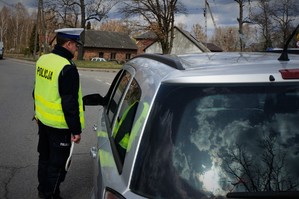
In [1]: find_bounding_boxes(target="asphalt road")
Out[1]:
[0,58,116,199]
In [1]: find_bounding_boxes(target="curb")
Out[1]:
[5,57,119,72]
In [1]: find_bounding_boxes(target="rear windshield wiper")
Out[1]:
[227,191,299,199]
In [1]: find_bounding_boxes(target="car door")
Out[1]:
[94,67,142,199]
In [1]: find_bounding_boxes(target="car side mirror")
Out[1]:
[83,94,105,106]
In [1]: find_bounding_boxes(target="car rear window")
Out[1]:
[131,83,299,199]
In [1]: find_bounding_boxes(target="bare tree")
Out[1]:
[234,0,251,52]
[191,23,207,43]
[221,136,298,192]
[120,0,186,54]
[13,3,28,52]
[43,0,118,59]
[178,23,187,29]
[85,0,118,23]
[0,6,9,42]
[78,0,119,59]
[250,0,273,50]
[44,0,80,27]
[270,0,298,47]
[249,0,298,49]
[0,3,35,54]
[98,20,132,34]
[210,26,239,52]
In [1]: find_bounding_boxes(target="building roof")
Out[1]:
[203,43,223,52]
[174,27,210,52]
[134,31,157,40]
[84,30,137,50]
[138,27,222,53]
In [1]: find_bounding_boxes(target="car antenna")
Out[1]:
[278,24,299,61]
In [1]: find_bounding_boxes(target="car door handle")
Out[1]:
[93,125,97,131]
[90,147,97,159]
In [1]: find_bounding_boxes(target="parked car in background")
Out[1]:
[84,49,299,199]
[91,57,107,62]
[0,42,4,59]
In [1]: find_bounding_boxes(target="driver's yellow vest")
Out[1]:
[34,53,85,129]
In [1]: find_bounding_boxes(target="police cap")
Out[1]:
[55,28,84,45]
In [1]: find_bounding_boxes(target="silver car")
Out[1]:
[84,52,299,199]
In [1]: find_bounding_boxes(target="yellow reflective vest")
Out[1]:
[112,102,149,151]
[34,53,85,129]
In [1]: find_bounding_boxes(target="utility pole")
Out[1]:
[77,0,85,60]
[204,0,207,45]
[203,0,217,46]
[40,0,47,54]
[33,0,40,60]
[0,27,2,42]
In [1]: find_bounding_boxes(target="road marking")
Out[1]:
[96,79,111,86]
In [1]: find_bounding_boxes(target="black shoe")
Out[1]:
[53,187,62,199]
[38,191,46,198]
[53,194,63,199]
[38,191,63,199]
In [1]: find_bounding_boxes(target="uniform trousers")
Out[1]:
[37,121,71,198]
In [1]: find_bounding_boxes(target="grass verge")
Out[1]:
[5,53,122,70]
[74,60,122,69]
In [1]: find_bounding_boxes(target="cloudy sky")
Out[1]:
[109,0,248,36]
[0,0,248,26]
[1,0,298,37]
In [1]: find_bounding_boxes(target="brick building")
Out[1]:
[134,31,157,54]
[83,30,138,63]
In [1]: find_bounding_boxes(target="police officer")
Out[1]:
[33,28,85,199]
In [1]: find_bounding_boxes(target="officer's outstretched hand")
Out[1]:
[72,134,81,144]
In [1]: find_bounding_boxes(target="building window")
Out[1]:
[110,52,116,60]
[99,52,104,58]
[126,53,131,60]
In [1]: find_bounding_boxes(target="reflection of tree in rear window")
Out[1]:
[131,84,299,199]
[174,90,299,196]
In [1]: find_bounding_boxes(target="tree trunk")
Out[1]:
[238,1,244,52]
[77,0,85,60]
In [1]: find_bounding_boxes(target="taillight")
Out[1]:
[104,188,126,199]
[279,69,299,79]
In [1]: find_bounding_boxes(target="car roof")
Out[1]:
[122,52,299,186]
[128,52,299,84]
